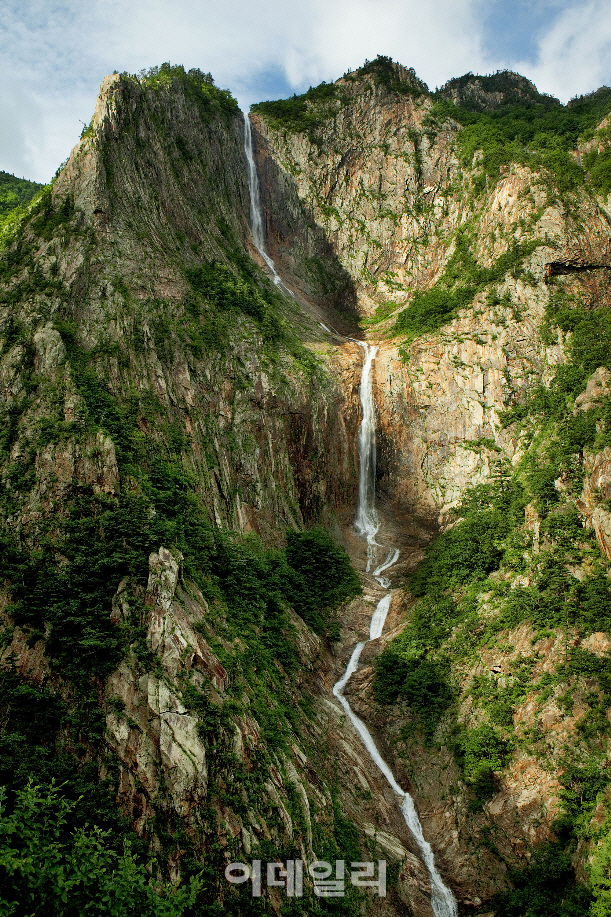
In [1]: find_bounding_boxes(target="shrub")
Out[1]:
[0,782,199,916]
[576,575,611,633]
[430,83,611,192]
[0,171,43,230]
[185,260,290,350]
[350,55,428,98]
[583,145,611,197]
[251,82,341,138]
[589,829,611,917]
[503,290,611,450]
[136,63,237,119]
[454,724,510,802]
[492,842,592,917]
[394,234,542,345]
[409,475,527,597]
[373,644,453,737]
[283,526,362,635]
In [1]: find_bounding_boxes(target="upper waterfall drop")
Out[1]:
[243,112,283,287]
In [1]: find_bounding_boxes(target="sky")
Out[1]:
[1,0,611,184]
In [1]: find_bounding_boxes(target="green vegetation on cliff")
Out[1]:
[430,81,611,191]
[252,55,426,140]
[5,52,611,916]
[135,63,238,119]
[583,141,611,197]
[0,246,358,774]
[438,70,559,113]
[393,231,542,345]
[0,172,45,240]
[0,171,43,221]
[0,783,198,917]
[0,64,367,915]
[251,81,343,137]
[346,56,428,98]
[505,287,611,436]
[376,273,611,909]
[492,841,593,917]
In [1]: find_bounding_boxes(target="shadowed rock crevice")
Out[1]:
[250,116,361,332]
[4,58,611,916]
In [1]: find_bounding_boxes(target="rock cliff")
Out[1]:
[251,57,611,914]
[3,56,611,916]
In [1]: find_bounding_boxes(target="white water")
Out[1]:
[353,341,380,572]
[243,113,284,288]
[333,342,457,917]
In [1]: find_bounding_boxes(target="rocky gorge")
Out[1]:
[2,58,611,916]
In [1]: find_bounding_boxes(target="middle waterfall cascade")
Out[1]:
[353,342,380,572]
[333,342,458,917]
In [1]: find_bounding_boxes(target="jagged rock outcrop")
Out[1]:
[3,57,611,916]
[578,447,611,561]
[254,67,611,521]
[107,549,218,826]
[438,71,557,112]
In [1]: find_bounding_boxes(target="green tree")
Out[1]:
[0,782,199,916]
[590,829,611,917]
[456,724,510,802]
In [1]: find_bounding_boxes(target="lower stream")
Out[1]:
[242,133,456,911]
[333,342,457,917]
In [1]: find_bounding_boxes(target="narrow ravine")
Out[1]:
[334,341,458,917]
[242,126,456,915]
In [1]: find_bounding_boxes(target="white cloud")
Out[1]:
[513,0,611,101]
[305,0,487,90]
[1,0,610,181]
[103,0,309,102]
[102,0,489,98]
[0,78,42,179]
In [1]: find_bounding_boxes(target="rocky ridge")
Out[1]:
[2,57,611,916]
[252,59,611,912]
[253,64,611,521]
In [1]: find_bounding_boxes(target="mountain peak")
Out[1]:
[438,69,560,112]
[343,55,429,97]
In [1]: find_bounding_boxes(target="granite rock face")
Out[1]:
[1,72,359,544]
[578,442,611,561]
[251,62,611,909]
[3,60,611,915]
[254,66,611,522]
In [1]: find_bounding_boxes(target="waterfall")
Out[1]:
[241,123,456,913]
[333,342,457,917]
[243,112,283,287]
[353,342,380,572]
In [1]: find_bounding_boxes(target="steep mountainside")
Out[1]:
[252,57,611,915]
[0,66,373,917]
[3,55,611,917]
[0,171,43,226]
[252,60,611,520]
